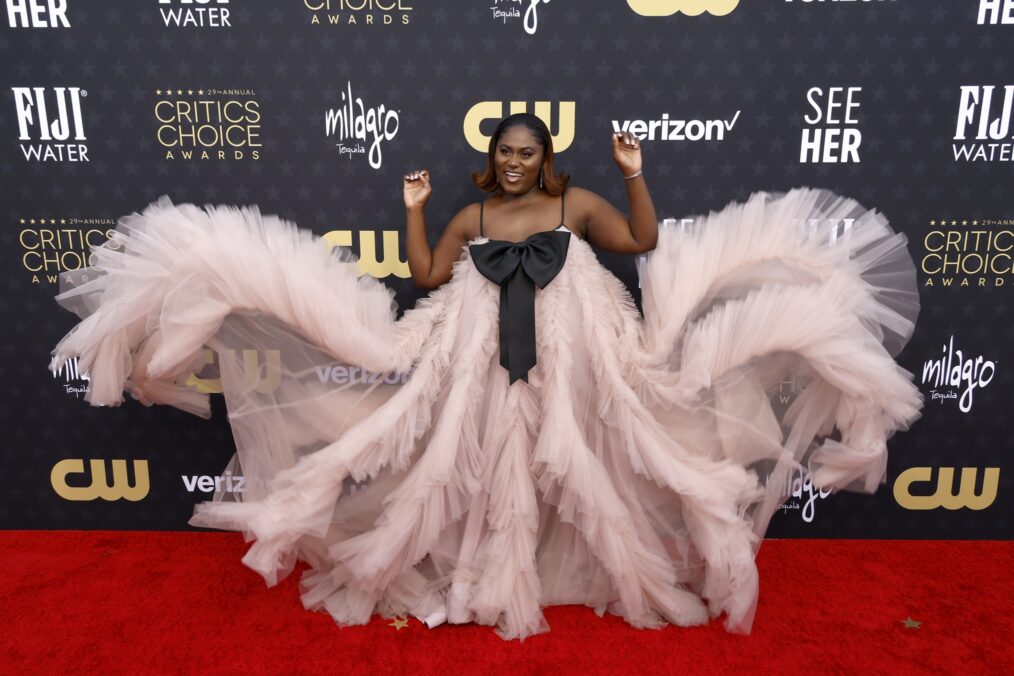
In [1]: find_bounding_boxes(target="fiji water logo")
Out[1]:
[324,81,399,170]
[953,85,1014,162]
[158,0,231,28]
[12,86,89,162]
[921,336,997,413]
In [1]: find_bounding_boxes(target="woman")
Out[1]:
[50,114,923,640]
[403,114,657,291]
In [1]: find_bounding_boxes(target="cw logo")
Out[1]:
[893,467,1000,511]
[51,459,150,501]
[463,101,575,153]
[323,230,409,279]
[627,0,739,16]
[186,348,282,394]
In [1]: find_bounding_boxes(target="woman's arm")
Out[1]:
[577,132,658,255]
[404,169,476,290]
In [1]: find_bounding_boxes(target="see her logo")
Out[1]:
[627,0,739,16]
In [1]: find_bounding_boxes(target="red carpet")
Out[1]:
[2,532,1011,674]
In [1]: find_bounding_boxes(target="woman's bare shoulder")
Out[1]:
[446,201,483,240]
[562,186,606,232]
[564,186,607,209]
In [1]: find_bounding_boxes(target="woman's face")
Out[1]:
[493,125,545,196]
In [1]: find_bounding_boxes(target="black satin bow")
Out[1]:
[469,230,571,384]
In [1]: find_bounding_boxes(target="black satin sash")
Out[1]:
[469,230,571,384]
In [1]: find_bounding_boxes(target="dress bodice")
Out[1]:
[468,227,572,385]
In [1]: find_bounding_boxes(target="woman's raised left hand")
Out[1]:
[611,131,642,177]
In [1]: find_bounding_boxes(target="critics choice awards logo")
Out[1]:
[304,0,412,25]
[920,216,1013,288]
[12,86,89,162]
[18,216,115,285]
[155,88,262,160]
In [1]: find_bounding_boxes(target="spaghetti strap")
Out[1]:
[560,190,566,225]
[479,201,484,236]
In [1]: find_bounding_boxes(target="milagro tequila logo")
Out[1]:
[324,82,399,169]
[52,356,90,398]
[5,0,71,27]
[158,0,231,27]
[490,0,550,34]
[778,468,831,524]
[12,86,88,162]
[921,336,996,413]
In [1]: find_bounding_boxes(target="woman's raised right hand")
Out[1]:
[403,169,431,210]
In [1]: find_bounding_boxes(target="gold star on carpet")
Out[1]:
[901,617,922,629]
[389,617,409,631]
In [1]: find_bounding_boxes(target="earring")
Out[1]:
[540,169,544,189]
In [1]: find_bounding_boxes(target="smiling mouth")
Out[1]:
[503,170,523,182]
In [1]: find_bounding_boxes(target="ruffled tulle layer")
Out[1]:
[50,188,922,639]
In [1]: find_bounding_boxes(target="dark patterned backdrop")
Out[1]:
[1,0,1010,538]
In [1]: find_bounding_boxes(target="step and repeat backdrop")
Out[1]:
[1,0,1010,538]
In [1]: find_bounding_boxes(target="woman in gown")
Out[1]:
[49,113,923,640]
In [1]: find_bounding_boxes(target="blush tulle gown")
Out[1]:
[49,187,923,639]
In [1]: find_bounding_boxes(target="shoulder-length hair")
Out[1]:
[472,113,570,196]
